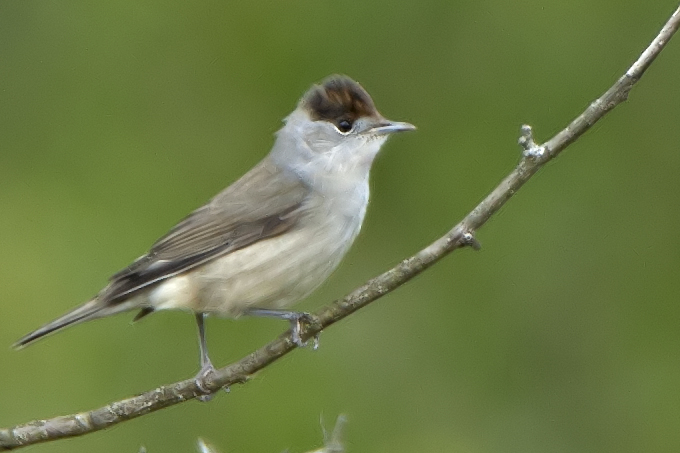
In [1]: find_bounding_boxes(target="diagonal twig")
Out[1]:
[1,4,679,451]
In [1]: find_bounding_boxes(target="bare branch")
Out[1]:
[1,4,679,451]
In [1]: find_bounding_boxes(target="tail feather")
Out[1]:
[13,299,107,349]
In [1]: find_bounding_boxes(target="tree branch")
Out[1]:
[2,4,679,451]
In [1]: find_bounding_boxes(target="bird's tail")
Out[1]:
[13,299,110,349]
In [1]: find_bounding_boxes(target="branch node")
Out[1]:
[460,232,481,250]
[518,124,546,159]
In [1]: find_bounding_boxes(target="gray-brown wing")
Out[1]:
[101,158,310,304]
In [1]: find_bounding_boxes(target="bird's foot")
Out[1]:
[286,312,322,348]
[289,312,311,347]
[245,308,322,348]
[194,363,216,402]
[194,362,229,402]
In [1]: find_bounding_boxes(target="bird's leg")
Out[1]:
[245,308,319,348]
[194,313,221,402]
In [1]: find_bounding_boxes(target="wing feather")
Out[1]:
[102,157,310,304]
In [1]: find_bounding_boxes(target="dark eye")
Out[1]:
[337,119,352,133]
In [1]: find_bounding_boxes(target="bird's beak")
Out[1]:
[368,119,416,135]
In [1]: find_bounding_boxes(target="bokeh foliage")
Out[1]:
[1,1,680,452]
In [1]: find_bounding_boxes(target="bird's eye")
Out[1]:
[337,119,352,133]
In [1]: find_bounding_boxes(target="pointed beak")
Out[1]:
[368,120,416,135]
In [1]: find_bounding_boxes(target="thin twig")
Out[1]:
[1,4,679,451]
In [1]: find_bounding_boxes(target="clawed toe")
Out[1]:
[244,308,321,349]
[194,364,217,402]
[289,312,315,347]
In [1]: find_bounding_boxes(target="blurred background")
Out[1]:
[1,1,680,452]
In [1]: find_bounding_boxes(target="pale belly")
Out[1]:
[146,200,365,317]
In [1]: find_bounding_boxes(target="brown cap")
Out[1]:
[301,75,381,128]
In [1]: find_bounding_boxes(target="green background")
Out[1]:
[2,1,680,452]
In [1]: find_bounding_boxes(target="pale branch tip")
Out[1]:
[142,414,348,453]
[518,124,546,160]
[2,4,680,451]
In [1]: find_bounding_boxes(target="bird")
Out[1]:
[14,75,415,393]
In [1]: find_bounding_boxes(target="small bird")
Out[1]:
[15,75,415,390]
